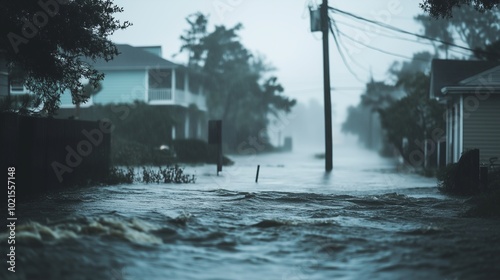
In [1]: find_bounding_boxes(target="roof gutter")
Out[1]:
[441,86,500,95]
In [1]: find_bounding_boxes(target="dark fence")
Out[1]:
[0,113,111,198]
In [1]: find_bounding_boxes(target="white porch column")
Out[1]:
[185,113,190,139]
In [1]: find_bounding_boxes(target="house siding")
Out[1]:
[59,70,146,106]
[463,94,500,164]
[94,70,146,105]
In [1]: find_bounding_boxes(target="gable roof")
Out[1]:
[460,65,500,86]
[430,59,499,100]
[91,44,181,71]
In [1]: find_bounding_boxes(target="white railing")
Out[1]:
[148,88,172,101]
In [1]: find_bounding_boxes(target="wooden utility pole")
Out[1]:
[322,0,333,171]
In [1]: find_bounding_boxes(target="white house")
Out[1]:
[430,59,500,166]
[56,44,208,140]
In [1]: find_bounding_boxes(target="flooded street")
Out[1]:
[2,145,500,280]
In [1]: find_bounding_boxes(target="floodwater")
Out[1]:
[2,144,500,280]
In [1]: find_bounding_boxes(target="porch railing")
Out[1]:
[148,88,172,101]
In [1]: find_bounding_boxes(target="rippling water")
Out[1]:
[2,145,500,279]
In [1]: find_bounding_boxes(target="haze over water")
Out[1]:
[3,144,500,279]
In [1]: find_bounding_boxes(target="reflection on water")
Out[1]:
[2,145,500,279]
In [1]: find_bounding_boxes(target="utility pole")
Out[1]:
[321,0,333,171]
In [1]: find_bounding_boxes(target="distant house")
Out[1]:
[430,59,500,166]
[56,44,208,141]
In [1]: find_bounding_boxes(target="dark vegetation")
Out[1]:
[56,102,234,166]
[105,166,196,185]
[0,0,131,115]
[420,0,499,18]
[437,149,500,217]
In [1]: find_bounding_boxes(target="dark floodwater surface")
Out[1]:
[2,146,500,280]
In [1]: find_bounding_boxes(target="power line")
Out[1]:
[328,6,480,54]
[328,19,367,83]
[332,18,471,57]
[329,19,371,73]
[333,24,417,61]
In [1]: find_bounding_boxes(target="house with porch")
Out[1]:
[54,44,208,141]
[430,59,500,166]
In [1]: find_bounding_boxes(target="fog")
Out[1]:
[110,0,430,149]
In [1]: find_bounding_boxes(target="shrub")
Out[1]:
[172,139,208,163]
[173,139,233,165]
[111,138,174,166]
[437,163,458,193]
[104,167,135,185]
[102,165,195,185]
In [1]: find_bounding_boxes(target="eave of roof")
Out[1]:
[441,86,500,95]
[91,44,182,70]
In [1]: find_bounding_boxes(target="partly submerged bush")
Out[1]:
[105,167,136,185]
[141,165,196,184]
[105,165,195,185]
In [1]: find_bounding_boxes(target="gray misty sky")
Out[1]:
[110,0,436,125]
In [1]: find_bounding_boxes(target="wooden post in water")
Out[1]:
[255,165,260,183]
[208,120,223,175]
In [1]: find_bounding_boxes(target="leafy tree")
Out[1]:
[179,13,296,151]
[342,79,399,150]
[420,0,499,18]
[388,52,433,82]
[414,15,455,57]
[379,72,445,167]
[474,40,500,61]
[74,79,103,119]
[0,0,131,115]
[416,5,500,59]
[415,6,500,61]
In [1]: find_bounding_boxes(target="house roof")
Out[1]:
[430,59,499,100]
[91,44,181,71]
[460,65,500,86]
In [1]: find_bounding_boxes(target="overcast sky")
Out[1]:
[111,0,436,126]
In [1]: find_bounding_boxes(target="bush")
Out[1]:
[104,167,135,185]
[172,139,233,165]
[172,139,208,163]
[111,138,174,166]
[102,165,195,185]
